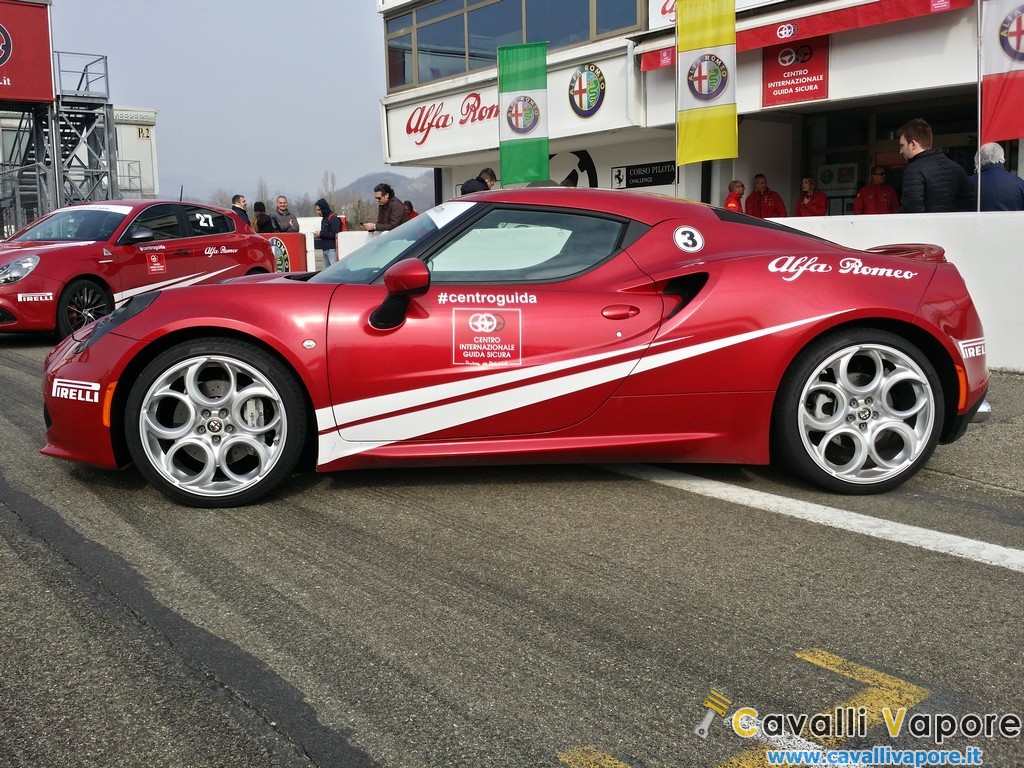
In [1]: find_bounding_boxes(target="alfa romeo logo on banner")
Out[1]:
[999,5,1024,61]
[687,54,730,101]
[506,95,541,135]
[568,64,606,118]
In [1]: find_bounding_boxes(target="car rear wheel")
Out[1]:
[772,329,943,494]
[125,339,306,507]
[56,278,113,338]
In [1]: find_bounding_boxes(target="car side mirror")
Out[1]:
[370,258,431,330]
[127,227,157,244]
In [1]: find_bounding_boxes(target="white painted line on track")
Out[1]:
[605,465,1024,574]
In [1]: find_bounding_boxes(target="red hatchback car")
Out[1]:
[0,199,275,338]
[41,188,989,507]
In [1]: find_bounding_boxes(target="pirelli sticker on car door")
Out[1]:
[452,308,522,366]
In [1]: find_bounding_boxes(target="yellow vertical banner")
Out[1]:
[676,0,738,165]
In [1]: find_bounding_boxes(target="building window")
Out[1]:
[385,0,641,92]
[417,14,467,83]
[468,0,522,71]
[526,0,589,50]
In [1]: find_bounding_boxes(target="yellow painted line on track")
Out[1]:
[715,649,931,768]
[558,745,633,768]
[796,648,930,747]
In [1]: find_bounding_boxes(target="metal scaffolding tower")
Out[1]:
[1,51,120,233]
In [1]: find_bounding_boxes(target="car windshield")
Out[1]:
[12,205,132,243]
[309,200,477,284]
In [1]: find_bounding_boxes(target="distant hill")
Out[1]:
[337,170,435,214]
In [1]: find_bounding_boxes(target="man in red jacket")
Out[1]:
[744,174,787,218]
[724,180,745,211]
[853,166,900,214]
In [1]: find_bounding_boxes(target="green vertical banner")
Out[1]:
[498,42,549,185]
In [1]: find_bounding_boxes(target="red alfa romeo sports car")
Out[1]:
[41,188,989,507]
[1,199,275,338]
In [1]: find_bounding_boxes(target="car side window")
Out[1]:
[124,204,183,241]
[183,205,234,236]
[427,208,623,282]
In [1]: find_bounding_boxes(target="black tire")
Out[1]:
[56,278,113,338]
[124,338,307,507]
[772,328,944,494]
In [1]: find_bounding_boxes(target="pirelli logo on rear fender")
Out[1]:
[51,378,101,403]
[957,338,986,359]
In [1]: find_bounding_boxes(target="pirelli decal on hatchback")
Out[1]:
[958,338,987,358]
[51,378,101,403]
[17,292,53,302]
[769,255,918,282]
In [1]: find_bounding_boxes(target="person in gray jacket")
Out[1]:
[269,196,300,232]
[897,118,975,212]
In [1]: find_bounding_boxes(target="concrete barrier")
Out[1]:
[781,212,1022,372]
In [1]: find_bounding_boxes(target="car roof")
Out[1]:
[59,199,234,214]
[457,187,720,227]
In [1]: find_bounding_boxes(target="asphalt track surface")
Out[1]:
[1,333,1022,768]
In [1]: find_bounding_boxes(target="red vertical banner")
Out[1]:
[981,0,1024,143]
[762,36,830,107]
[0,0,55,102]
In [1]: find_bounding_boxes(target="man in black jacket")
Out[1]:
[897,118,976,212]
[314,198,344,269]
[230,194,248,226]
[460,167,497,194]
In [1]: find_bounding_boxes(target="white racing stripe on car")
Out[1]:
[113,266,238,304]
[320,358,640,460]
[608,465,1024,574]
[316,312,848,463]
[322,339,657,431]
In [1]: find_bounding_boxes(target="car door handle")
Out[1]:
[602,304,641,319]
[171,249,190,255]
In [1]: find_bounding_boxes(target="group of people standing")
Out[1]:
[229,184,421,270]
[725,118,1024,219]
[229,194,303,234]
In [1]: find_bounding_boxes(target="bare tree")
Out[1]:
[318,171,338,211]
[292,192,315,217]
[334,189,373,227]
[254,178,271,206]
[207,188,233,208]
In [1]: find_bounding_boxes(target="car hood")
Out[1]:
[0,240,96,263]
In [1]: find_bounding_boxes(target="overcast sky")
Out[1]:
[49,0,420,202]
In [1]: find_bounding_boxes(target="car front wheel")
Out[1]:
[125,339,306,507]
[773,329,944,494]
[57,278,113,338]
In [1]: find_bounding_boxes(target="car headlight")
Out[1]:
[0,255,40,285]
